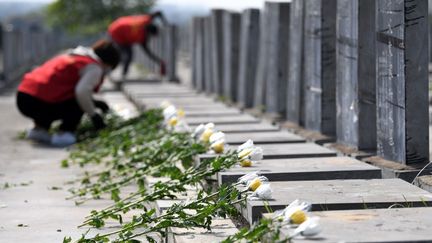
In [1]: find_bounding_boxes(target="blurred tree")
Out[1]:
[46,0,156,35]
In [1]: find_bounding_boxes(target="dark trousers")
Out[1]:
[119,45,132,76]
[118,43,146,76]
[16,92,83,132]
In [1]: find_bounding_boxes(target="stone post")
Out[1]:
[286,0,305,124]
[210,9,225,95]
[303,0,337,136]
[264,2,290,117]
[223,11,241,102]
[376,0,429,164]
[335,0,376,151]
[238,9,260,108]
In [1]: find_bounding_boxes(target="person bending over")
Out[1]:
[108,11,167,78]
[16,39,120,147]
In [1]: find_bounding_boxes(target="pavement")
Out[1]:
[0,85,134,242]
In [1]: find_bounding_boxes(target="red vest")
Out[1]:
[18,54,103,103]
[108,15,152,45]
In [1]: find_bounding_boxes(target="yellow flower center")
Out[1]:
[248,178,262,191]
[168,117,178,126]
[238,148,252,159]
[290,210,307,225]
[240,159,252,167]
[212,141,224,153]
[177,109,185,117]
[200,129,213,142]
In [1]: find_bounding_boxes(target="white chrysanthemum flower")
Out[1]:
[250,183,272,200]
[163,105,177,120]
[273,199,311,221]
[205,122,215,130]
[246,176,269,191]
[209,131,225,144]
[293,217,321,237]
[192,124,205,138]
[237,139,254,152]
[237,171,260,185]
[249,147,264,161]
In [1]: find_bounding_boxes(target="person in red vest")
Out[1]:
[108,11,167,79]
[16,39,120,147]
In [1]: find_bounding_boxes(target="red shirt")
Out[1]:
[18,54,103,103]
[108,15,152,45]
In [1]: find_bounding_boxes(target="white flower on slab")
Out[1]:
[177,108,185,118]
[209,132,225,144]
[237,144,263,168]
[249,147,264,161]
[192,124,205,138]
[209,132,225,154]
[193,123,216,140]
[249,183,272,200]
[237,139,254,152]
[292,217,321,237]
[246,176,268,191]
[237,171,261,185]
[273,199,311,222]
[205,123,215,129]
[163,105,177,120]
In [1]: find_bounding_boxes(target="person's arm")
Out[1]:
[141,43,166,75]
[75,64,103,116]
[150,11,167,25]
[141,42,162,64]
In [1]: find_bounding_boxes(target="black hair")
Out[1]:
[146,23,158,36]
[92,39,120,69]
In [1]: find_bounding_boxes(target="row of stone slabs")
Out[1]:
[123,82,432,242]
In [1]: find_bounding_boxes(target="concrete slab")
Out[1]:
[212,122,280,133]
[185,114,260,125]
[218,157,381,185]
[138,97,217,106]
[167,218,238,243]
[182,108,242,117]
[133,93,201,98]
[138,101,230,110]
[199,143,337,162]
[238,179,432,223]
[285,208,432,242]
[224,131,305,145]
[123,84,192,94]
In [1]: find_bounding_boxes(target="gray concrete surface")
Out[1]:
[0,89,145,242]
[287,208,432,242]
[238,179,432,223]
[217,156,381,185]
[199,143,337,163]
[224,131,305,145]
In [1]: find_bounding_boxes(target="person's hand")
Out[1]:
[91,113,106,130]
[93,99,110,114]
[160,61,166,76]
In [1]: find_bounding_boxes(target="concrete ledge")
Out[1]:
[238,179,432,223]
[324,142,375,160]
[281,121,335,145]
[217,157,381,185]
[362,156,432,182]
[167,218,238,243]
[198,143,337,163]
[279,208,432,242]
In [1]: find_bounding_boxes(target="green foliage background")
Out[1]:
[45,0,156,35]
